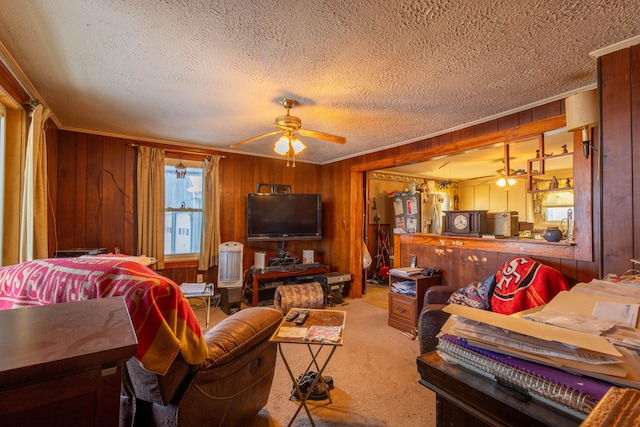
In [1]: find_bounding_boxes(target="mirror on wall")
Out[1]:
[371,128,574,239]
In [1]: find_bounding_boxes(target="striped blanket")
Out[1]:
[0,257,207,375]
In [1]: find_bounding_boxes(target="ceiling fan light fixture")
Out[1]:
[496,177,516,187]
[274,136,290,155]
[229,98,346,158]
[291,137,306,154]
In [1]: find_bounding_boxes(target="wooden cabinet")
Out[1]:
[388,273,441,332]
[0,297,137,427]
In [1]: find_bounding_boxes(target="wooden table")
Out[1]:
[0,297,137,427]
[416,351,582,427]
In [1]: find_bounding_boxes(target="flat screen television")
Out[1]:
[246,193,322,241]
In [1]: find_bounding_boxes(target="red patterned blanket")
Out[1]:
[0,257,207,375]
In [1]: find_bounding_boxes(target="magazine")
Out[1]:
[304,326,343,343]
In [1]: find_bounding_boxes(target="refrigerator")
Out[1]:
[392,194,422,233]
[392,192,453,234]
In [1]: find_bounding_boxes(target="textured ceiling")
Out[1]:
[0,1,638,165]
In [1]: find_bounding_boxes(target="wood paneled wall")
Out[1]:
[54,133,137,256]
[600,44,640,275]
[218,154,325,270]
[49,132,324,281]
[46,45,640,292]
[395,240,580,292]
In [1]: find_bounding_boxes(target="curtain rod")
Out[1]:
[126,142,226,158]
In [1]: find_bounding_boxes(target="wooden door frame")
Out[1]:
[348,115,593,298]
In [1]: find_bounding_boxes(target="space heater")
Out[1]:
[218,241,244,314]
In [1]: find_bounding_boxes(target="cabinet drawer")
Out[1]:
[389,292,416,323]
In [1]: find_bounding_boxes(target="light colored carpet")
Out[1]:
[191,296,436,427]
[362,282,390,311]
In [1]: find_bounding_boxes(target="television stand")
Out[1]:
[248,265,330,307]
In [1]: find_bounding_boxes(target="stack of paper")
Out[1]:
[389,267,422,277]
[440,279,640,389]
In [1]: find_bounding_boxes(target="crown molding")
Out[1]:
[590,34,640,58]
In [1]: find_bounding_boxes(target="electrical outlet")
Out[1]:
[197,274,203,283]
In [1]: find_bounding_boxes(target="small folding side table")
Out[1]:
[179,282,216,327]
[270,308,346,427]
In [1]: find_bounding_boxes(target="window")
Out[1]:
[164,160,203,258]
[540,191,574,225]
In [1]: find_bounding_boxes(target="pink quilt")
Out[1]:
[0,257,208,375]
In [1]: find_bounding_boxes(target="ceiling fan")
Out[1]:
[230,98,346,166]
[477,166,519,187]
[495,167,517,188]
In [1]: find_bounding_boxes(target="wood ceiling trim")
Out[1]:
[0,59,31,109]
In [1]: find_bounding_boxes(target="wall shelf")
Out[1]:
[527,152,573,193]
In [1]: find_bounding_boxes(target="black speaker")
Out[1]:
[219,286,243,315]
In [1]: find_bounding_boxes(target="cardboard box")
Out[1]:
[487,211,519,236]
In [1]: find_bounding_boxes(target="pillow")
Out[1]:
[447,275,496,310]
[491,256,570,315]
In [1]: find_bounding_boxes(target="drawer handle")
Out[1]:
[395,307,407,313]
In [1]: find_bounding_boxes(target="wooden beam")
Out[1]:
[350,115,566,173]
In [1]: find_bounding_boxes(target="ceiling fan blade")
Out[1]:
[477,176,498,185]
[230,130,281,148]
[298,129,346,144]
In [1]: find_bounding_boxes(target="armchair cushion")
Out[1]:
[446,275,496,310]
[492,256,570,315]
[202,306,283,369]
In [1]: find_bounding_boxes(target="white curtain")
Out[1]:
[136,146,166,269]
[198,155,221,271]
[0,103,5,264]
[19,104,51,262]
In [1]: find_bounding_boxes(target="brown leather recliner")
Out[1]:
[120,306,283,427]
[0,257,283,427]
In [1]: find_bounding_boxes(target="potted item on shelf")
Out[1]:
[543,227,563,242]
